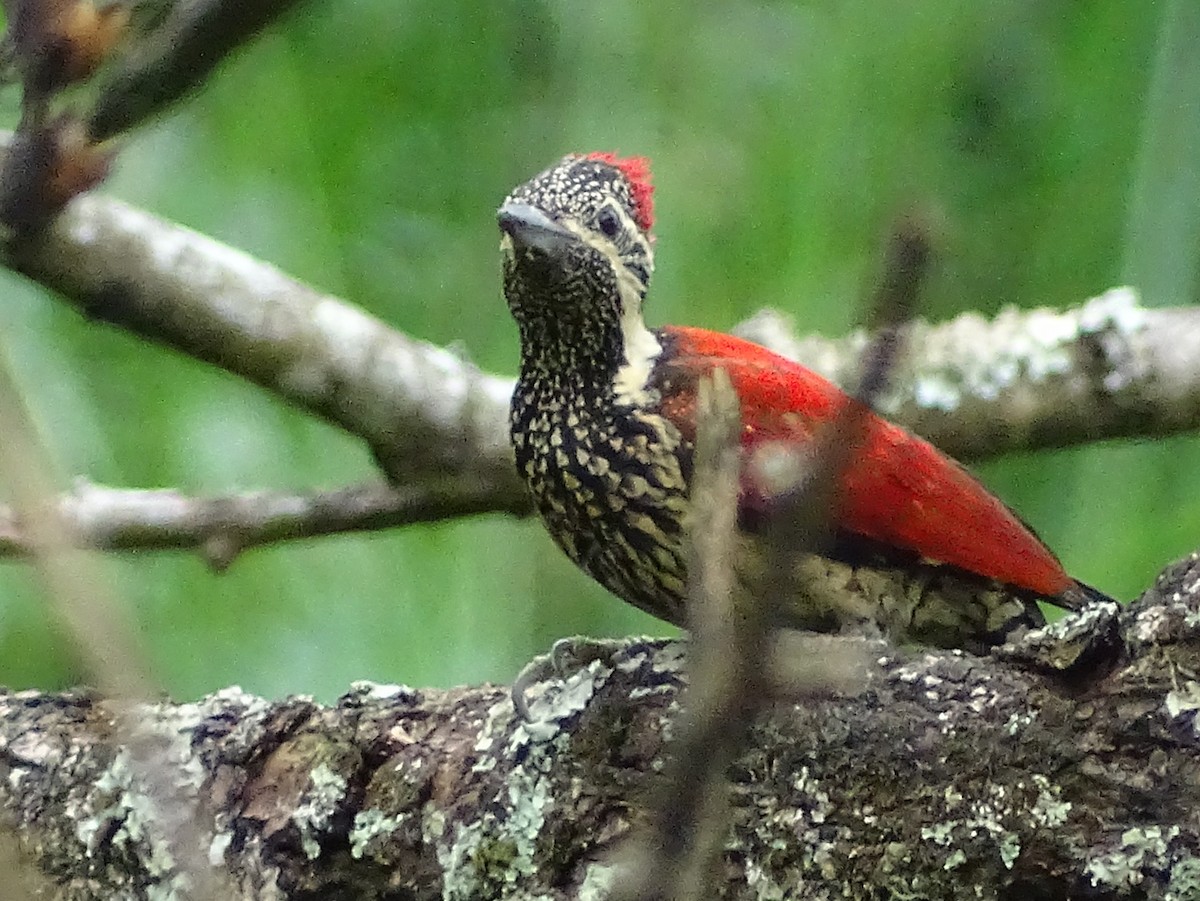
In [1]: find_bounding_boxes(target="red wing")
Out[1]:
[655,326,1072,597]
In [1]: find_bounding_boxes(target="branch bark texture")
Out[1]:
[4,557,1200,899]
[0,479,531,564]
[6,190,519,491]
[737,287,1198,461]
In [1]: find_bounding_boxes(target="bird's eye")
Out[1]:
[597,207,621,239]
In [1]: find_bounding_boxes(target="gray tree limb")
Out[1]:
[4,555,1200,900]
[4,188,519,490]
[0,478,532,565]
[736,287,1200,461]
[14,185,1199,477]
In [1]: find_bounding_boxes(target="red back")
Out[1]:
[656,326,1072,597]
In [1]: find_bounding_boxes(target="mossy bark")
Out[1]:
[4,556,1200,900]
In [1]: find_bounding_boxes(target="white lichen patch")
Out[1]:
[1077,287,1149,391]
[474,700,516,765]
[740,765,846,897]
[1087,825,1181,888]
[1004,711,1036,736]
[998,831,1021,870]
[745,859,788,901]
[349,808,404,859]
[194,686,274,752]
[920,821,956,847]
[1025,775,1072,829]
[1035,601,1120,644]
[966,682,1001,716]
[503,658,611,753]
[646,640,687,677]
[1163,680,1200,737]
[943,848,967,871]
[615,650,649,674]
[1131,604,1172,646]
[346,680,414,702]
[1166,857,1200,901]
[434,650,622,898]
[65,688,272,898]
[433,732,565,900]
[919,781,1027,872]
[891,654,944,685]
[292,762,348,860]
[6,728,60,767]
[1077,286,1145,333]
[76,750,178,877]
[906,287,1145,414]
[791,766,832,826]
[207,832,232,867]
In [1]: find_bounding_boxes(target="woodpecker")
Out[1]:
[498,152,1105,651]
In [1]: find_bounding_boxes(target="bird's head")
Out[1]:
[498,153,656,362]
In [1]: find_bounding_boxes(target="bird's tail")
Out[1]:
[1058,580,1115,612]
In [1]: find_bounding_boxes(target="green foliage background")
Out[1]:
[0,1,1192,701]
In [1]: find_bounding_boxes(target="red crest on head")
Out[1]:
[585,151,655,232]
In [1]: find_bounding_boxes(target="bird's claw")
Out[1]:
[510,636,632,722]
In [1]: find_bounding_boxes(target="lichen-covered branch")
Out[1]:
[5,556,1200,900]
[0,478,532,565]
[738,287,1200,461]
[3,187,521,493]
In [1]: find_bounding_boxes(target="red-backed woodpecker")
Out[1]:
[498,152,1104,651]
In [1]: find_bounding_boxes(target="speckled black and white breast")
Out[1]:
[510,374,693,624]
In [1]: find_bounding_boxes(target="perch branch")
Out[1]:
[2,556,1200,899]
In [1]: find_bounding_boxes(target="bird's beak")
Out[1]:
[497,202,576,257]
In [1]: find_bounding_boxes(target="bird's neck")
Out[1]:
[515,309,662,411]
[516,313,624,387]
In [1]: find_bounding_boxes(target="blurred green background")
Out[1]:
[0,0,1193,701]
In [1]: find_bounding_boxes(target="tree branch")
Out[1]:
[0,478,532,565]
[2,185,520,491]
[737,287,1200,461]
[89,0,312,140]
[3,556,1200,899]
[11,183,1200,473]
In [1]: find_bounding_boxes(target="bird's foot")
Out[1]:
[511,635,676,721]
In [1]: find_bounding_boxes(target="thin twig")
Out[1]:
[615,369,751,901]
[0,478,532,566]
[90,0,311,139]
[0,341,150,699]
